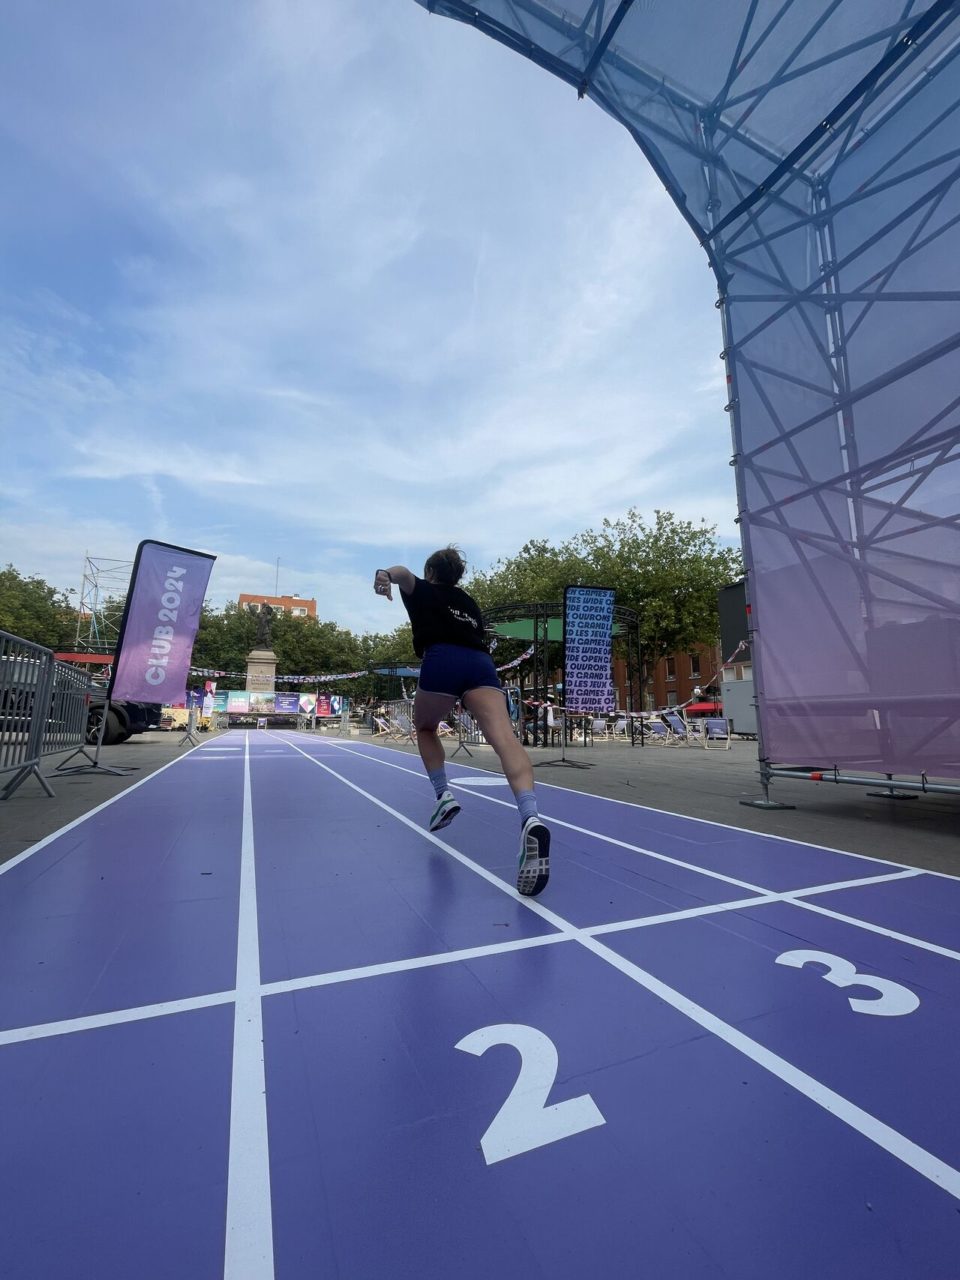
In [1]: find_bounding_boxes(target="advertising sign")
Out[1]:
[563,586,616,713]
[227,691,251,715]
[213,691,230,713]
[250,692,276,714]
[299,693,317,715]
[275,693,300,714]
[109,540,216,704]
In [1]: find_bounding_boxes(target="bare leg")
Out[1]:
[413,688,457,774]
[461,686,533,797]
[462,685,550,896]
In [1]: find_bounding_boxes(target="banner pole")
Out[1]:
[56,696,135,776]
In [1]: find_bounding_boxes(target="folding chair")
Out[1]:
[702,717,731,750]
[643,720,671,745]
[394,712,418,744]
[662,710,692,745]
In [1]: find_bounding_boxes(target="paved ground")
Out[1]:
[2,726,957,876]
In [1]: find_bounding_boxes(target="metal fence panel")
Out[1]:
[41,661,98,758]
[0,630,55,799]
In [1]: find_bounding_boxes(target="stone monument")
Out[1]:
[246,603,277,694]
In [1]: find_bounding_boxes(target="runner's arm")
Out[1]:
[373,564,416,600]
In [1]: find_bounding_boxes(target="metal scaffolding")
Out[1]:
[414,0,960,797]
[74,555,133,657]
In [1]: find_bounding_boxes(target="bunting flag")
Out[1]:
[495,643,535,673]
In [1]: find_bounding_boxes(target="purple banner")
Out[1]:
[275,693,300,715]
[110,541,216,704]
[564,586,616,713]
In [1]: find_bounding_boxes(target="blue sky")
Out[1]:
[1,1,736,635]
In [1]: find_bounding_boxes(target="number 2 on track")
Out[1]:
[455,1023,606,1165]
[775,949,919,1016]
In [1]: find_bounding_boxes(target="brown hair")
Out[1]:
[424,545,466,586]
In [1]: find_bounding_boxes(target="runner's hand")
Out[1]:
[374,569,393,601]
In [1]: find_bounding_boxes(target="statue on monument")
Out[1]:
[250,602,274,648]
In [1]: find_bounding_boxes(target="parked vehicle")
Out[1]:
[85,695,162,746]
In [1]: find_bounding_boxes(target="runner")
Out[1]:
[374,547,550,896]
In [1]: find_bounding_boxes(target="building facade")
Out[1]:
[237,593,317,619]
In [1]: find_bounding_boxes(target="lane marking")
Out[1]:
[306,739,960,962]
[0,744,206,877]
[261,934,571,997]
[224,735,275,1280]
[0,874,939,1046]
[321,735,960,884]
[789,899,960,965]
[281,741,960,1203]
[450,777,511,787]
[0,989,236,1047]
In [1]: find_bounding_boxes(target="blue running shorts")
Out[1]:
[418,644,502,699]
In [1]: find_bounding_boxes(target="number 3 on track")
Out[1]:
[455,1024,606,1165]
[775,949,919,1016]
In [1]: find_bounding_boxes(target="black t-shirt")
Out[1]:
[400,577,489,658]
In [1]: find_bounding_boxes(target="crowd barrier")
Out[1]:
[0,628,98,800]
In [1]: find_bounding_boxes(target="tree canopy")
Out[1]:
[468,510,741,664]
[3,511,739,688]
[0,565,78,650]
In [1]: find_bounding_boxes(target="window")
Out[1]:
[292,607,307,617]
[666,692,678,706]
[689,653,701,678]
[665,656,676,680]
[248,602,261,612]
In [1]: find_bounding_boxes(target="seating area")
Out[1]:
[372,699,732,755]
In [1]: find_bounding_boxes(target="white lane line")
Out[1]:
[224,734,275,1280]
[315,740,910,899]
[0,744,206,877]
[576,929,960,1201]
[450,776,511,787]
[0,874,938,1046]
[789,899,960,964]
[315,741,959,963]
[309,741,769,893]
[261,933,571,998]
[324,737,960,884]
[586,872,920,938]
[0,989,236,1047]
[285,743,960,1203]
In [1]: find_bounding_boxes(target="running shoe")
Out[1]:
[429,790,461,832]
[517,818,550,896]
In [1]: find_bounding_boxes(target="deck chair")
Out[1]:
[394,712,418,744]
[642,719,671,745]
[438,721,454,737]
[591,718,609,741]
[702,717,731,749]
[373,716,396,737]
[612,716,630,740]
[662,710,692,745]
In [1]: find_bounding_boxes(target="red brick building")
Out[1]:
[238,593,317,619]
[612,640,722,712]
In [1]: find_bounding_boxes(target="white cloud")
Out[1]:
[1,1,739,633]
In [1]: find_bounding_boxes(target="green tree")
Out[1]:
[580,509,742,662]
[466,509,742,665]
[0,565,78,649]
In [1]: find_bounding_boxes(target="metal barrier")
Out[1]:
[43,660,97,759]
[0,630,55,800]
[0,629,102,800]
